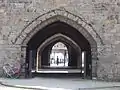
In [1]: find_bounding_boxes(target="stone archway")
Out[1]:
[36,33,81,71]
[16,9,103,78]
[14,9,102,46]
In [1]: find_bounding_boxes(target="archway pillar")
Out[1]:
[20,45,27,78]
[92,59,98,78]
[91,46,98,78]
[77,51,82,69]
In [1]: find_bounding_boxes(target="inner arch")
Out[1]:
[25,21,93,78]
[49,42,68,67]
[36,33,81,71]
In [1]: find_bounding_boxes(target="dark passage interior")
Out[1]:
[25,21,92,78]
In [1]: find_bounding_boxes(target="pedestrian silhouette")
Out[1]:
[56,56,59,65]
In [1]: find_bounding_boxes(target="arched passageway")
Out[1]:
[25,21,92,78]
[49,42,69,67]
[39,36,81,70]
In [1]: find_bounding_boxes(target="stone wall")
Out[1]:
[0,0,120,81]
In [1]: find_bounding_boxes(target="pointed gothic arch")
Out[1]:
[36,33,82,71]
[18,9,102,78]
[14,9,102,46]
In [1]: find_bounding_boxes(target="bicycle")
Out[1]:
[2,62,24,78]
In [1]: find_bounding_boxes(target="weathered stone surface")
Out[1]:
[0,0,120,81]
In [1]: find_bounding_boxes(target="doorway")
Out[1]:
[25,21,92,78]
[49,42,69,67]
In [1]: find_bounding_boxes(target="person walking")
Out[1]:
[56,56,59,65]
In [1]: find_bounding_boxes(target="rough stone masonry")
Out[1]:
[0,0,120,81]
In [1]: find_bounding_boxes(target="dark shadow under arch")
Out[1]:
[25,21,92,78]
[36,33,81,70]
